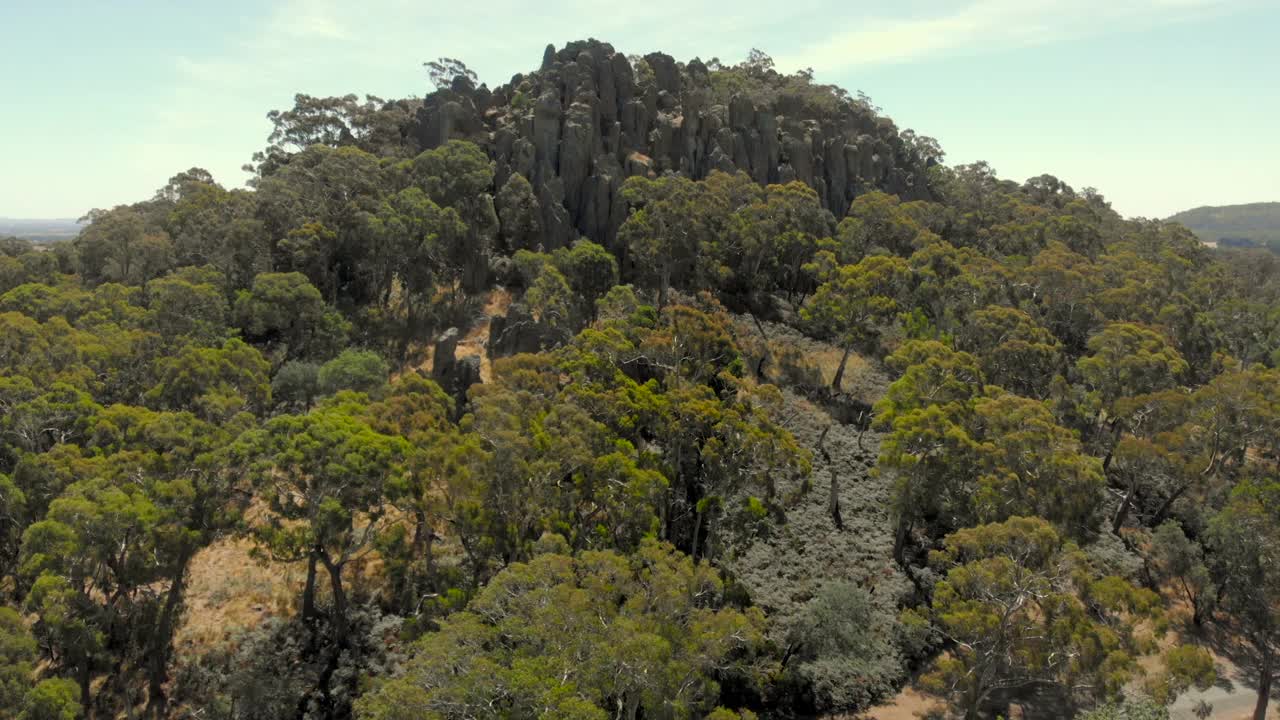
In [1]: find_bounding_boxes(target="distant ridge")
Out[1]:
[1168,201,1280,251]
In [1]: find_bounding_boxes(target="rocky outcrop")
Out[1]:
[486,303,559,359]
[431,327,481,414]
[411,39,933,253]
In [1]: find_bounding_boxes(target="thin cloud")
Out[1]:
[777,0,1252,73]
[112,0,1269,212]
[273,0,351,40]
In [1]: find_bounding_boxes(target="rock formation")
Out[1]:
[431,327,481,413]
[410,40,934,254]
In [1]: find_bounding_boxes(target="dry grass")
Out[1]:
[174,506,422,657]
[732,315,888,404]
[406,287,512,384]
[174,537,299,652]
[810,345,874,393]
[861,686,942,720]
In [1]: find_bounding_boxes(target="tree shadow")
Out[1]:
[1171,616,1239,694]
[987,682,1079,720]
[1196,616,1276,705]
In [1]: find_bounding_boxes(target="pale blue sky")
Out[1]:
[2,0,1276,219]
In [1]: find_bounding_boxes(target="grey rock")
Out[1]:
[643,52,680,94]
[488,303,556,357]
[560,101,596,216]
[433,327,483,413]
[532,90,562,183]
[411,38,933,249]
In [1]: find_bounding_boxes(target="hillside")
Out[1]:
[1168,201,1280,250]
[248,40,939,258]
[0,38,1278,720]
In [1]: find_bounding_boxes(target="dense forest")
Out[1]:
[1,40,1278,720]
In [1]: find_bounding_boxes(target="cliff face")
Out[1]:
[410,40,934,252]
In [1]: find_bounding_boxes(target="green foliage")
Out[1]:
[317,349,389,395]
[367,186,468,330]
[1143,645,1215,705]
[424,57,478,90]
[256,93,418,167]
[838,191,933,259]
[802,254,912,389]
[239,396,410,650]
[146,338,271,420]
[406,142,497,291]
[163,173,271,291]
[0,474,26,582]
[1077,323,1188,414]
[522,261,575,329]
[1204,472,1280,718]
[409,141,494,210]
[3,41,1280,720]
[18,679,80,720]
[145,268,229,344]
[75,206,174,286]
[805,255,912,348]
[496,172,541,252]
[923,517,1160,717]
[356,540,770,720]
[0,606,37,718]
[619,175,712,307]
[234,271,348,362]
[277,222,341,301]
[710,179,833,306]
[0,283,88,324]
[875,340,991,557]
[553,240,619,320]
[969,389,1104,533]
[454,300,809,570]
[171,608,405,720]
[703,709,757,720]
[705,49,875,122]
[785,581,904,712]
[1149,521,1215,625]
[958,305,1061,398]
[271,360,321,411]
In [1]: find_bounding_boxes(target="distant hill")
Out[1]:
[1167,202,1280,251]
[0,217,81,243]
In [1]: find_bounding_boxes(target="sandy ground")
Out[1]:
[1168,653,1275,720]
[866,658,1276,720]
[865,687,940,719]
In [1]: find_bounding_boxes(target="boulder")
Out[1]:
[431,327,481,412]
[488,304,556,358]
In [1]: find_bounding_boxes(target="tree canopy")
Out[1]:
[1,40,1276,720]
